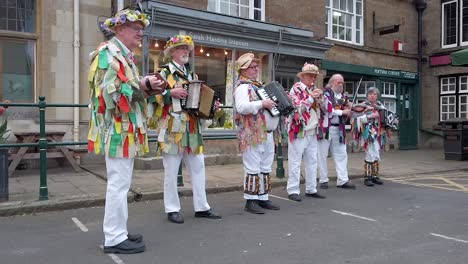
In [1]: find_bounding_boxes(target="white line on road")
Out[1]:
[99,245,126,264]
[430,233,468,244]
[269,194,294,202]
[71,217,88,232]
[331,210,377,222]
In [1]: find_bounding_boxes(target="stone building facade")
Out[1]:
[2,0,446,168]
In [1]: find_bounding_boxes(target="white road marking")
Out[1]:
[99,245,126,264]
[430,233,468,244]
[269,194,294,202]
[71,217,88,232]
[331,210,377,222]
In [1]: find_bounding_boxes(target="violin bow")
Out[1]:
[351,76,363,105]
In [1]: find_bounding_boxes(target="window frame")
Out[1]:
[325,0,364,46]
[440,95,457,121]
[381,82,397,98]
[439,74,468,121]
[442,0,458,49]
[440,77,457,94]
[212,0,265,21]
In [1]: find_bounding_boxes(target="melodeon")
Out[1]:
[255,81,294,117]
[381,108,399,130]
[181,81,217,119]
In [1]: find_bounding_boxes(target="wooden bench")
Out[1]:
[8,131,81,176]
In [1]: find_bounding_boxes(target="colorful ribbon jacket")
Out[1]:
[234,77,268,153]
[147,61,204,155]
[286,82,320,142]
[87,37,149,158]
[318,87,349,144]
[351,99,389,150]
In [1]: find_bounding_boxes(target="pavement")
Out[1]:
[1,148,468,216]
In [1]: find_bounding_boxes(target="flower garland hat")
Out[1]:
[102,9,150,32]
[163,35,195,57]
[236,53,260,72]
[297,63,320,78]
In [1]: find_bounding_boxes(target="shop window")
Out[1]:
[207,0,265,21]
[382,82,396,98]
[356,81,375,97]
[141,38,274,130]
[325,0,363,45]
[382,99,396,113]
[440,95,456,121]
[439,75,468,120]
[344,81,354,95]
[460,94,468,118]
[441,77,456,94]
[0,0,35,33]
[0,38,35,102]
[441,0,468,48]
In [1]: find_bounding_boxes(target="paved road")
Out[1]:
[1,180,467,264]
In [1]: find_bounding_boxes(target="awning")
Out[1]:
[450,48,468,66]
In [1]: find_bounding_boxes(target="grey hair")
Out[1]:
[367,87,380,96]
[327,74,343,85]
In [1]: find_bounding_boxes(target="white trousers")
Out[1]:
[287,134,318,195]
[242,133,275,200]
[103,156,133,247]
[317,126,349,186]
[163,152,210,213]
[365,140,381,162]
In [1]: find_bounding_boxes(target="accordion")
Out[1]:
[255,81,294,117]
[180,81,217,119]
[381,108,399,130]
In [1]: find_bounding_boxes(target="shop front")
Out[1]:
[135,1,331,139]
[322,60,419,150]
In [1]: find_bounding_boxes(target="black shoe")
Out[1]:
[195,209,222,219]
[127,233,143,243]
[364,178,374,187]
[244,200,265,214]
[167,212,184,224]
[258,200,280,210]
[372,177,383,185]
[337,181,356,189]
[320,182,329,189]
[103,239,145,254]
[288,194,302,202]
[305,192,326,199]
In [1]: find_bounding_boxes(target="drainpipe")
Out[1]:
[415,0,426,132]
[73,0,80,149]
[117,0,124,11]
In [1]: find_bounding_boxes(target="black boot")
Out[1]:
[364,161,374,187]
[244,200,265,214]
[364,177,374,187]
[371,176,383,185]
[258,200,280,210]
[371,161,383,185]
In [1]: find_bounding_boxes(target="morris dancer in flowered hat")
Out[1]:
[234,53,280,214]
[88,9,165,254]
[148,35,221,224]
[286,63,326,202]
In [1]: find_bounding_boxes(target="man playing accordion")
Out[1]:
[147,35,221,224]
[234,53,280,214]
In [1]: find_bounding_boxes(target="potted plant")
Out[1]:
[0,104,9,201]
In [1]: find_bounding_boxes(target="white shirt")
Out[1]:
[234,83,263,115]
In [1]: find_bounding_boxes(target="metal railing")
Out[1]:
[0,98,285,201]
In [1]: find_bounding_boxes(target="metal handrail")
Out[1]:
[0,97,284,201]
